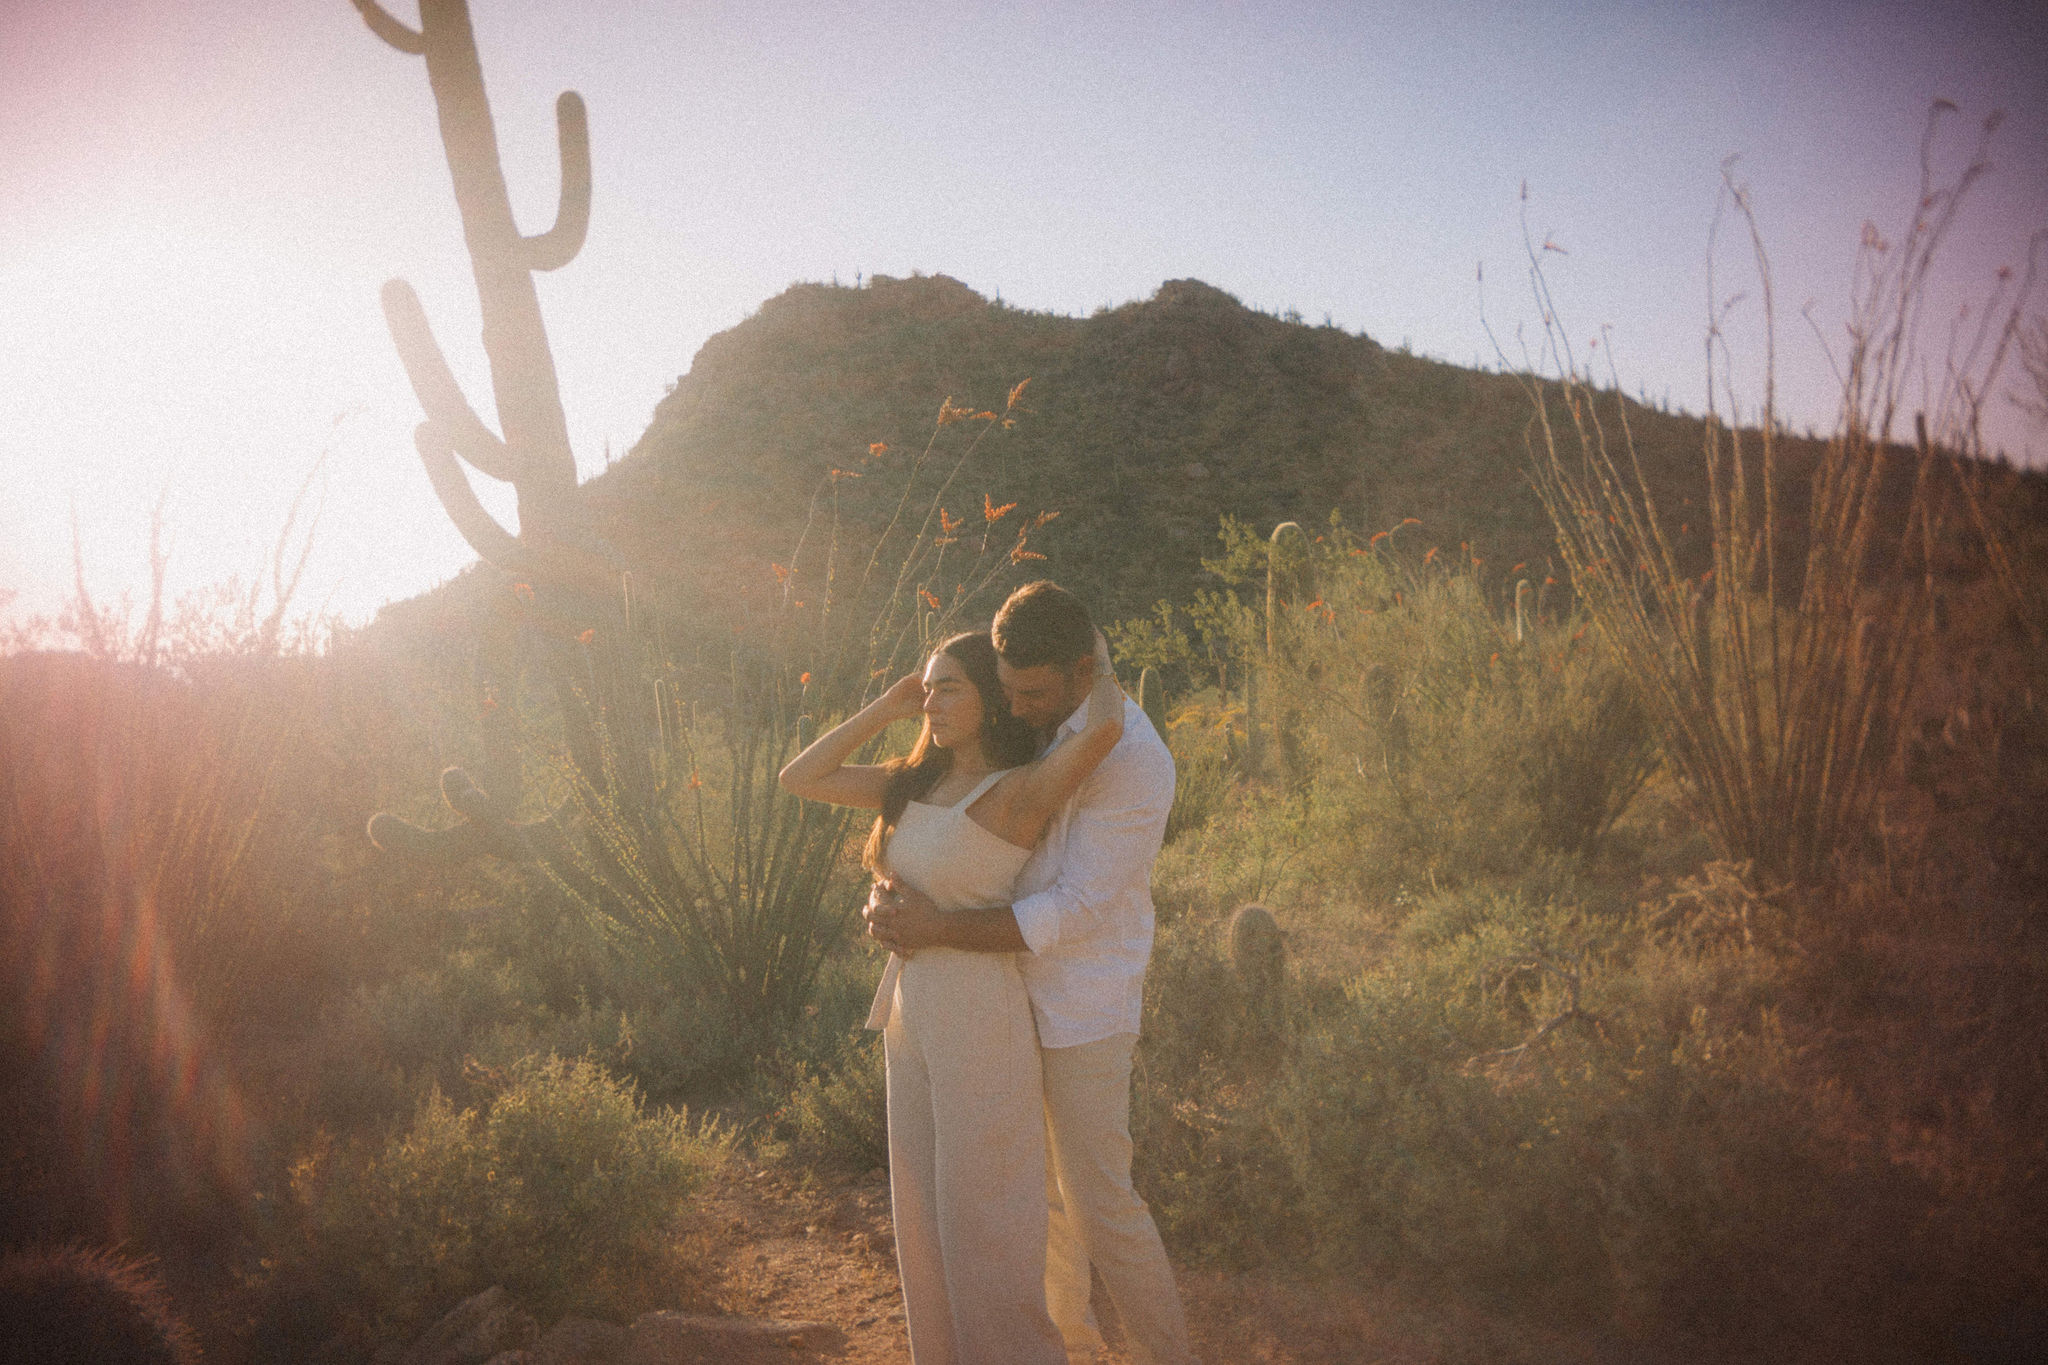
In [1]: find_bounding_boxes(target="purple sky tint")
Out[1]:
[2,0,2042,630]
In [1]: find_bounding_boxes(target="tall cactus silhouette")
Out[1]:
[346,3,860,1032]
[351,0,629,863]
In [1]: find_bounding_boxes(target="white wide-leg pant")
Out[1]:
[1043,1032,1196,1365]
[884,948,1066,1365]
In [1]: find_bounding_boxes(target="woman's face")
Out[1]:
[921,651,985,751]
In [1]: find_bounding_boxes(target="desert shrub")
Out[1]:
[0,1243,200,1365]
[0,639,415,1264]
[761,942,892,1171]
[1125,516,1658,907]
[778,1032,890,1173]
[1130,907,1312,1266]
[1136,868,1961,1354]
[1156,690,1235,843]
[287,1053,721,1338]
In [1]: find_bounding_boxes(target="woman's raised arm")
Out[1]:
[1002,630,1125,838]
[778,672,926,809]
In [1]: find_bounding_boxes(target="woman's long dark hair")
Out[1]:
[861,631,1038,871]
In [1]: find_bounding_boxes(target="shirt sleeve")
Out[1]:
[1010,731,1174,955]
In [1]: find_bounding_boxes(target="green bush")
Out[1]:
[779,1032,889,1172]
[1135,869,1950,1351]
[763,945,891,1171]
[289,1053,720,1338]
[1121,516,1658,909]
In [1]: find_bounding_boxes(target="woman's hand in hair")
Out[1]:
[875,671,928,723]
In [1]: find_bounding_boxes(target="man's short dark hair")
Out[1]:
[993,580,1094,669]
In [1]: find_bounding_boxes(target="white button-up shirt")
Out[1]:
[1011,695,1175,1049]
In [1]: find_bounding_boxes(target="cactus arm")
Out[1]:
[348,0,426,54]
[366,810,494,863]
[380,279,520,482]
[414,422,530,571]
[366,809,536,864]
[1266,521,1307,657]
[521,93,591,273]
[440,763,510,822]
[365,766,550,864]
[415,0,579,506]
[1136,665,1169,737]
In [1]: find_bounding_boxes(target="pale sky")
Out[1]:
[3,0,2043,631]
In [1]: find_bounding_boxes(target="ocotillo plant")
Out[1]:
[538,392,1049,1031]
[1521,106,2032,887]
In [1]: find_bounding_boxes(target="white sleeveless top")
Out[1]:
[864,769,1032,1030]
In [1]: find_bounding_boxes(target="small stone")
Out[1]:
[529,1316,628,1365]
[624,1312,842,1363]
[401,1286,537,1365]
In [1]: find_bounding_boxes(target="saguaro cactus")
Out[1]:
[351,0,627,862]
[1135,665,1168,738]
[352,0,597,571]
[1247,521,1310,780]
[1226,903,1288,1052]
[1264,521,1310,659]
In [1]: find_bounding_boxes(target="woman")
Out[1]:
[779,629,1123,1365]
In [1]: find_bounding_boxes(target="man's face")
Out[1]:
[997,656,1093,731]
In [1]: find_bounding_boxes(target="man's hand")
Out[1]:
[866,875,946,955]
[864,879,906,956]
[867,875,1030,954]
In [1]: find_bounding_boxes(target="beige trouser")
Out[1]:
[1043,1032,1196,1365]
[884,948,1067,1365]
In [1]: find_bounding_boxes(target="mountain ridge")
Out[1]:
[576,269,1715,627]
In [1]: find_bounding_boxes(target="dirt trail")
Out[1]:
[671,1157,1625,1365]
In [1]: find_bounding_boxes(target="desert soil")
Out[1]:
[665,1154,1629,1365]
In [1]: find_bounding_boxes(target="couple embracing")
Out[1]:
[780,582,1194,1365]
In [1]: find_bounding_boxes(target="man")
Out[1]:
[868,581,1195,1365]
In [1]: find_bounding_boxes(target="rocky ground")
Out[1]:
[378,1155,1635,1364]
[582,1155,1626,1364]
